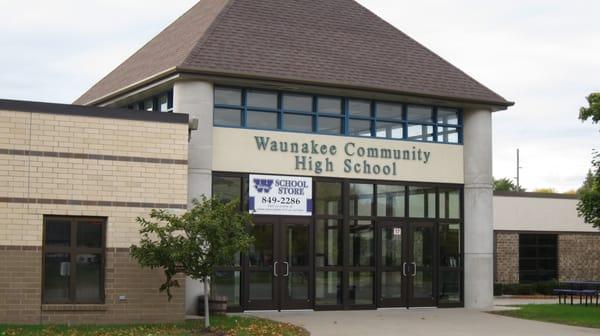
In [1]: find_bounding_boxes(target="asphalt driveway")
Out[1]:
[248,307,600,336]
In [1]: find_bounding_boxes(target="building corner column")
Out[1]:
[463,107,494,309]
[173,80,214,315]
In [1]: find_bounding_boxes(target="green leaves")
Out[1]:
[130,196,254,301]
[577,151,600,229]
[579,92,600,124]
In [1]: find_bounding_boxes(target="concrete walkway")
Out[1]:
[248,306,599,336]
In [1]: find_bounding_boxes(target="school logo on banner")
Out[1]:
[249,174,312,216]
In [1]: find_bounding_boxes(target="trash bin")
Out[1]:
[197,295,228,315]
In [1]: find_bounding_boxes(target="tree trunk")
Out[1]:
[203,276,210,329]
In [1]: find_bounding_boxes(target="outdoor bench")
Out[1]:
[554,289,598,306]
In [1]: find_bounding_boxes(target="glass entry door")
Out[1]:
[378,222,436,307]
[245,216,312,310]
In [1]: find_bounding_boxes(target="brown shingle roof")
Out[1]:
[75,0,511,107]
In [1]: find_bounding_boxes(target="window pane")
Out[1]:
[348,119,372,137]
[437,108,459,125]
[376,102,402,120]
[45,219,71,247]
[318,117,342,134]
[381,227,403,267]
[213,271,241,307]
[44,253,70,302]
[381,272,403,299]
[349,272,373,305]
[284,113,313,132]
[246,111,278,129]
[248,224,273,267]
[158,94,169,112]
[212,176,242,203]
[440,189,461,219]
[283,94,312,112]
[77,220,103,248]
[315,181,342,215]
[349,100,371,117]
[315,271,342,305]
[440,223,460,268]
[144,99,154,111]
[316,220,342,267]
[249,272,272,300]
[349,220,374,266]
[247,90,277,109]
[438,126,459,143]
[407,105,433,123]
[408,186,435,218]
[407,124,434,141]
[75,253,102,302]
[377,184,405,217]
[375,122,403,139]
[215,87,242,106]
[318,97,342,114]
[349,183,373,216]
[214,108,241,126]
[439,271,461,304]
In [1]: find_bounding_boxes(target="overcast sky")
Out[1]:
[1,0,598,192]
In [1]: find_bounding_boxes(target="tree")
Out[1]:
[130,197,253,329]
[533,188,557,194]
[493,177,525,192]
[577,93,600,229]
[577,152,600,229]
[579,92,600,123]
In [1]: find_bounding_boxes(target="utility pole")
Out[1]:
[515,149,522,191]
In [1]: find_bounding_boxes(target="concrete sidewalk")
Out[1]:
[248,307,599,336]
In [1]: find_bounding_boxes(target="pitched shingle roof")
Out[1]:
[75,0,512,107]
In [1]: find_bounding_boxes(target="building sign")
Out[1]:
[213,128,464,184]
[249,174,313,216]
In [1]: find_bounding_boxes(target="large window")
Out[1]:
[519,234,558,283]
[43,216,105,304]
[214,87,463,144]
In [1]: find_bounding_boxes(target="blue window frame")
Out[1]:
[213,86,463,144]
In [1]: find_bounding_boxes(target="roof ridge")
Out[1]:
[181,0,237,68]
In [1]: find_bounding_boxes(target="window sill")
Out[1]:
[41,304,107,312]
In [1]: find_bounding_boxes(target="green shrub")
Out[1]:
[494,280,560,296]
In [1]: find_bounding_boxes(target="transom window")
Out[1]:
[43,216,106,304]
[127,89,174,113]
[214,87,463,144]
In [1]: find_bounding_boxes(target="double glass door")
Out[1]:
[379,221,435,307]
[245,216,312,310]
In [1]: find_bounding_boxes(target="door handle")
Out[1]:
[283,262,290,277]
[402,262,407,276]
[411,262,417,277]
[273,261,278,277]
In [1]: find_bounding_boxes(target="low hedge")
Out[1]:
[494,280,559,296]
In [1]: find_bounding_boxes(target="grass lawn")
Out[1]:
[0,315,309,336]
[494,304,600,329]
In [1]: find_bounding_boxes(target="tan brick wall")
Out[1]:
[558,233,600,281]
[0,108,189,324]
[0,248,185,324]
[495,232,519,284]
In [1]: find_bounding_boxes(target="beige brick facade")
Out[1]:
[558,234,600,281]
[494,232,519,284]
[0,106,189,324]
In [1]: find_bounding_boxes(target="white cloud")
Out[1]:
[0,0,598,191]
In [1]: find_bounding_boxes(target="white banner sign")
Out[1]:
[249,174,312,216]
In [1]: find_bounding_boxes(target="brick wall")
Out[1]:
[558,233,600,281]
[495,232,600,284]
[0,106,188,324]
[494,232,519,284]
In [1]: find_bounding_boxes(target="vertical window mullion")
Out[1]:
[69,219,77,303]
[242,89,248,127]
[277,92,283,130]
[433,107,438,142]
